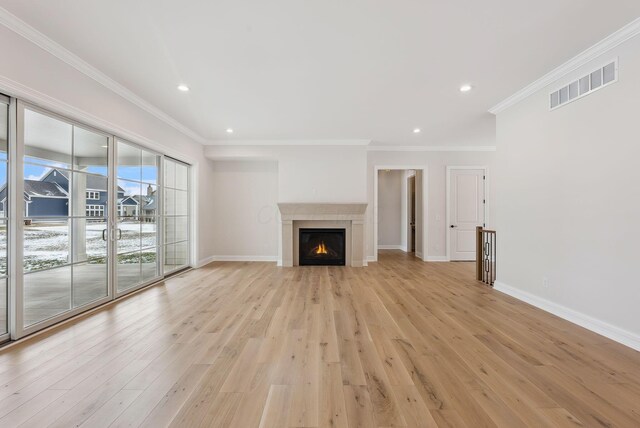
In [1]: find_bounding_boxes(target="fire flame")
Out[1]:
[315,241,328,255]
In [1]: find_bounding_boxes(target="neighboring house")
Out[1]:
[0,168,153,218]
[0,178,69,217]
[118,196,139,217]
[23,180,68,217]
[132,184,157,218]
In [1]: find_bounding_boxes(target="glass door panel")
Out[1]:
[71,216,108,307]
[116,214,141,291]
[71,129,109,309]
[117,248,141,292]
[72,166,110,307]
[115,140,160,293]
[0,97,8,336]
[163,158,190,274]
[24,266,71,327]
[22,107,110,328]
[23,108,73,327]
[141,246,158,282]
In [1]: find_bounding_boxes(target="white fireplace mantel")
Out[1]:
[278,203,367,267]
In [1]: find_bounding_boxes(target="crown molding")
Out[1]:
[0,74,199,165]
[489,17,640,115]
[204,141,496,151]
[0,6,207,145]
[206,139,372,146]
[367,145,496,152]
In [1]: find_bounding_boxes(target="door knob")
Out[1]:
[450,225,457,228]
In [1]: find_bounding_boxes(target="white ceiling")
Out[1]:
[1,1,639,146]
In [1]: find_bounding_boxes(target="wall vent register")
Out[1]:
[550,60,617,110]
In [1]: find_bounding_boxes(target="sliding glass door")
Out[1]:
[1,100,191,340]
[21,105,111,329]
[115,140,161,294]
[0,95,9,339]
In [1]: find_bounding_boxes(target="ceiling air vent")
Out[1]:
[549,60,617,110]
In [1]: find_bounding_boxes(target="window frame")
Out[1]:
[85,204,104,217]
[86,190,100,200]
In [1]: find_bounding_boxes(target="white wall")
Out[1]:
[377,170,403,247]
[277,146,367,202]
[494,34,640,348]
[205,145,368,203]
[209,161,279,258]
[366,150,496,260]
[0,25,216,265]
[204,145,368,260]
[204,146,496,261]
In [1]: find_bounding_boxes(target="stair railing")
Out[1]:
[476,226,496,286]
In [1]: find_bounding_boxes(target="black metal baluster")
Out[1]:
[490,232,493,285]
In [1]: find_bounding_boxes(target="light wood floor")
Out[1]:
[0,250,639,427]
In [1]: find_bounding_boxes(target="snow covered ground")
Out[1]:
[0,221,158,271]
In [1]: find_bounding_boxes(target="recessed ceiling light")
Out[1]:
[177,84,190,92]
[413,128,421,134]
[460,84,473,93]
[226,128,234,134]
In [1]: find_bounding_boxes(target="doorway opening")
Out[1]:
[407,173,416,253]
[374,166,427,261]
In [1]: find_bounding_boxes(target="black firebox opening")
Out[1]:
[299,228,346,266]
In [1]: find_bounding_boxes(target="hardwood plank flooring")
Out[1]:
[0,250,639,427]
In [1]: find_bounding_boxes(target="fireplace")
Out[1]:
[278,203,367,267]
[299,228,346,266]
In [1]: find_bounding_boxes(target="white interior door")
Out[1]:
[449,168,485,261]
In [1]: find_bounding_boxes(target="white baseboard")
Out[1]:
[426,256,450,262]
[415,252,424,260]
[196,255,216,268]
[494,281,640,352]
[367,256,377,263]
[378,245,404,250]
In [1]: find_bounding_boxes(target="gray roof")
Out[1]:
[132,194,157,211]
[118,197,139,206]
[144,196,157,210]
[24,180,67,198]
[54,169,124,192]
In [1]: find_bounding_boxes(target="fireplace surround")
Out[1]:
[278,203,367,267]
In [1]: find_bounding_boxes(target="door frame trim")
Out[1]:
[446,165,488,262]
[373,165,428,262]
